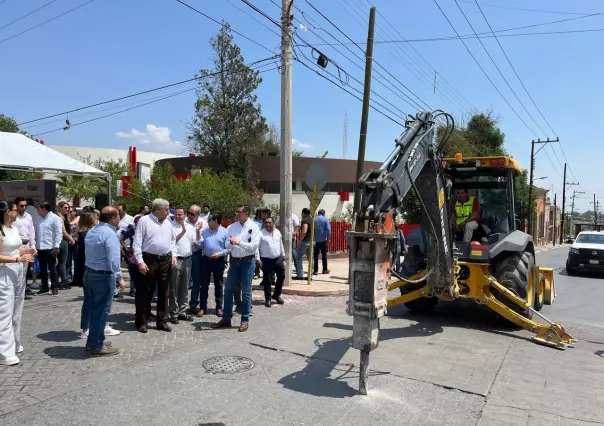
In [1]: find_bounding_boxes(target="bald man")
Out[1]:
[83,206,125,357]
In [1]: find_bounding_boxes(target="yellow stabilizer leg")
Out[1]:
[387,283,432,308]
[484,278,576,349]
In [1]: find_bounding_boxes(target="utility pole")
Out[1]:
[527,137,559,237]
[280,0,294,286]
[569,190,585,237]
[560,162,579,244]
[553,193,557,246]
[352,6,376,221]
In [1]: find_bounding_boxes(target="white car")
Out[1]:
[566,231,604,275]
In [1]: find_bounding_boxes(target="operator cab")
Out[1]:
[446,154,522,262]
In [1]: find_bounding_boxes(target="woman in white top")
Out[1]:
[0,201,35,365]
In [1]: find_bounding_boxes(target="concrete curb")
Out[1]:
[281,285,349,297]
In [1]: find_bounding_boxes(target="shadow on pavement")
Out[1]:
[37,330,81,342]
[596,350,604,358]
[43,345,87,360]
[278,320,435,398]
[107,312,133,331]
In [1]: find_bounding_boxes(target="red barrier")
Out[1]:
[218,220,419,254]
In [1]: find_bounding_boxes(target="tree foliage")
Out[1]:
[187,24,271,188]
[400,112,533,224]
[124,163,258,217]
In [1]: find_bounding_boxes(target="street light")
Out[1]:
[534,176,547,181]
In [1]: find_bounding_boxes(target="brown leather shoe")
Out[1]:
[137,324,148,333]
[196,309,205,318]
[86,341,112,351]
[157,323,172,332]
[238,322,249,332]
[212,320,231,329]
[216,309,223,318]
[88,346,119,357]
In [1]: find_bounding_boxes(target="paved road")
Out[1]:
[1,247,602,425]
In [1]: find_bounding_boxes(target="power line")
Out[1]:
[456,1,591,16]
[312,24,604,47]
[303,0,430,111]
[172,0,275,54]
[0,0,60,31]
[473,0,558,138]
[18,55,279,126]
[431,0,533,153]
[0,0,97,45]
[453,1,545,137]
[33,66,279,136]
[294,57,403,127]
[224,0,280,38]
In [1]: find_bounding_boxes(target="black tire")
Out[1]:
[492,251,533,319]
[565,262,576,276]
[398,245,438,313]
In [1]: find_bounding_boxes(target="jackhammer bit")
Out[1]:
[346,230,395,395]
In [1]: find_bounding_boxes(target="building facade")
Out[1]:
[156,156,383,218]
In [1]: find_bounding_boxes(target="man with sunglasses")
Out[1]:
[186,204,207,314]
[14,197,36,298]
[213,205,261,332]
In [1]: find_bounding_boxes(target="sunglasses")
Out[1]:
[187,212,197,216]
[18,204,27,208]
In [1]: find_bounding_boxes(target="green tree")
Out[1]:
[187,24,271,188]
[261,123,304,157]
[124,163,258,217]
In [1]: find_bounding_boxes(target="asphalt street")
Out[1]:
[1,247,602,426]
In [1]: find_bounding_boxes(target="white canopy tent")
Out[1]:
[0,132,112,202]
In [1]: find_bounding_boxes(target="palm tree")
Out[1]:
[56,175,99,207]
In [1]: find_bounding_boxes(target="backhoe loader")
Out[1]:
[346,110,575,395]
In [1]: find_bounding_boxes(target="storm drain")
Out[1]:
[202,356,255,374]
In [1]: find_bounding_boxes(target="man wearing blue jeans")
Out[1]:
[83,206,125,357]
[213,205,261,332]
[294,208,312,280]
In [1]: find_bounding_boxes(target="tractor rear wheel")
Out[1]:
[492,251,533,319]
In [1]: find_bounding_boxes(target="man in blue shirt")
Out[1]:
[84,206,125,357]
[197,213,229,318]
[313,209,332,275]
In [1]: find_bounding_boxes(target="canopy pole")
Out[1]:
[106,175,112,205]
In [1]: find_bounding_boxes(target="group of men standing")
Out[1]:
[128,200,288,335]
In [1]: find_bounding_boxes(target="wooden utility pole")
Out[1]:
[569,190,585,236]
[560,163,579,244]
[553,193,557,246]
[352,6,376,220]
[528,137,559,237]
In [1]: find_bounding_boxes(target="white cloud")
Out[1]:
[293,138,313,149]
[116,124,184,153]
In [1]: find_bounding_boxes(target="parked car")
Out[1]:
[565,235,575,244]
[566,231,604,275]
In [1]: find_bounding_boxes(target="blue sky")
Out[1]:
[0,0,601,211]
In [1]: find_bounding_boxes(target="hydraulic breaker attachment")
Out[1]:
[346,231,396,395]
[485,277,576,349]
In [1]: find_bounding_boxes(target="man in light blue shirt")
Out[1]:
[313,209,332,275]
[35,201,63,296]
[197,213,229,318]
[83,206,124,357]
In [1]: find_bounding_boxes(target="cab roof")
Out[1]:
[444,155,523,177]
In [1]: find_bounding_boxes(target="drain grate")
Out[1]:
[202,356,255,374]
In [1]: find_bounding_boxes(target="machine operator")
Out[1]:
[452,188,481,243]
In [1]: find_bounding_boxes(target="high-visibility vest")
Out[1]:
[455,196,475,225]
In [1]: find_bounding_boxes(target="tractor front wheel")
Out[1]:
[493,251,533,319]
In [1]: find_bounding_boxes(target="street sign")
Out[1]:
[305,163,328,191]
[304,189,326,207]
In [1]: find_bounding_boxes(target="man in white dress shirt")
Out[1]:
[132,199,177,333]
[169,207,198,323]
[14,197,36,297]
[213,205,261,332]
[258,216,285,307]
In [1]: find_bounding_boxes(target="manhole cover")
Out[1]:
[202,356,255,374]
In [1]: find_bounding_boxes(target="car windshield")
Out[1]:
[575,234,604,244]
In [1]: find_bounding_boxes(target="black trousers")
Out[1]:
[135,253,172,327]
[313,241,329,273]
[200,255,226,311]
[37,249,59,290]
[260,257,285,300]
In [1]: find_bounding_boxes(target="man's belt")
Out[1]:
[230,255,255,262]
[85,266,113,275]
[177,255,192,260]
[142,252,172,261]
